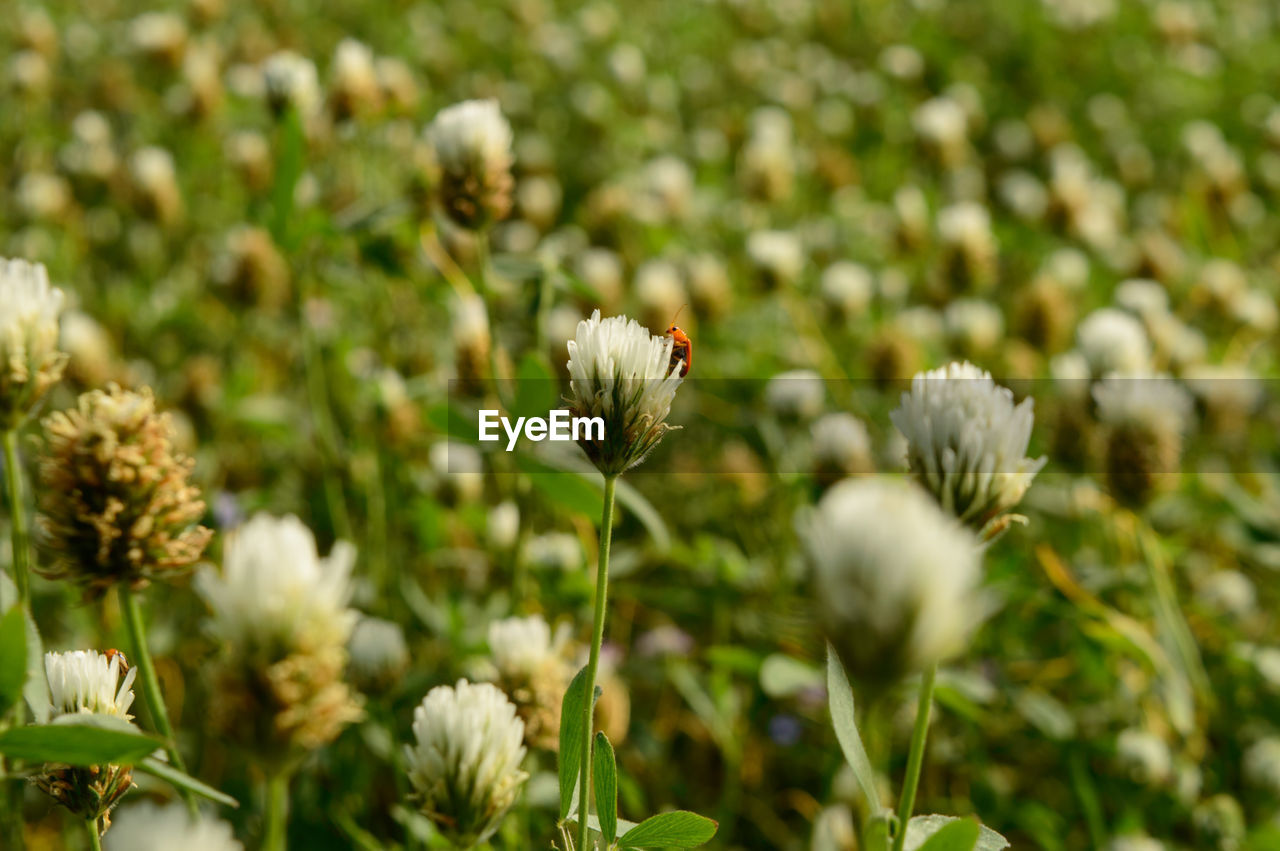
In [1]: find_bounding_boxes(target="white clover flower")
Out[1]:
[45,650,138,720]
[488,615,556,680]
[811,412,873,482]
[766,369,825,419]
[891,362,1045,528]
[487,500,520,550]
[522,532,584,571]
[1116,728,1172,786]
[1077,308,1151,376]
[261,50,320,116]
[348,616,409,688]
[404,679,529,847]
[805,479,983,684]
[565,309,683,475]
[0,257,66,428]
[913,96,969,164]
[430,441,485,503]
[1115,279,1169,319]
[747,229,805,288]
[1243,737,1280,796]
[429,99,515,229]
[1195,570,1256,617]
[634,259,687,325]
[944,298,1004,354]
[820,261,874,317]
[328,38,380,118]
[1093,374,1192,431]
[196,513,357,657]
[105,802,242,851]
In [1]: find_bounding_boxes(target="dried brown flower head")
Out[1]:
[37,384,212,596]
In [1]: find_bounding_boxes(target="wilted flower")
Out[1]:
[429,99,515,230]
[805,479,983,685]
[404,679,529,848]
[37,650,140,835]
[197,514,363,763]
[105,801,243,851]
[37,385,212,597]
[890,362,1045,530]
[1093,374,1192,507]
[488,615,571,750]
[565,309,683,476]
[0,257,66,429]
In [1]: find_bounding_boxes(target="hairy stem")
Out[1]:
[892,663,937,851]
[3,430,30,609]
[576,475,617,851]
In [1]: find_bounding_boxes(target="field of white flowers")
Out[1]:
[2,0,1280,849]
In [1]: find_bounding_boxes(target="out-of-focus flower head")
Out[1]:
[261,50,321,117]
[1077,307,1151,377]
[429,99,515,230]
[105,801,243,851]
[0,257,66,429]
[1093,374,1192,508]
[488,615,572,750]
[805,478,984,686]
[810,412,874,485]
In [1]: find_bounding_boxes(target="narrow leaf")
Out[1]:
[593,731,618,845]
[0,718,160,765]
[0,606,27,713]
[915,818,980,851]
[137,756,239,808]
[617,811,718,848]
[22,610,48,723]
[827,645,881,812]
[558,666,590,820]
[905,815,1010,851]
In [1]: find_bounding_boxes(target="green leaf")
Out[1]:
[0,716,161,765]
[23,610,48,723]
[136,756,239,808]
[827,646,881,813]
[613,477,671,553]
[517,454,603,519]
[904,815,1010,851]
[760,653,822,698]
[914,818,980,851]
[618,811,718,848]
[0,606,27,714]
[558,666,591,820]
[593,732,618,845]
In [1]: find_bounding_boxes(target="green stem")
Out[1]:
[118,585,197,815]
[892,664,937,851]
[263,772,290,851]
[3,430,30,609]
[86,818,102,851]
[577,475,617,851]
[299,276,353,542]
[0,779,23,851]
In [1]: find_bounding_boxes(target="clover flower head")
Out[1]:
[45,650,137,720]
[890,361,1045,528]
[565,309,683,475]
[429,99,515,229]
[105,802,243,851]
[805,479,984,685]
[404,679,529,847]
[0,256,66,428]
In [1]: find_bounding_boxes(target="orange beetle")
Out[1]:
[665,307,692,377]
[103,648,129,673]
